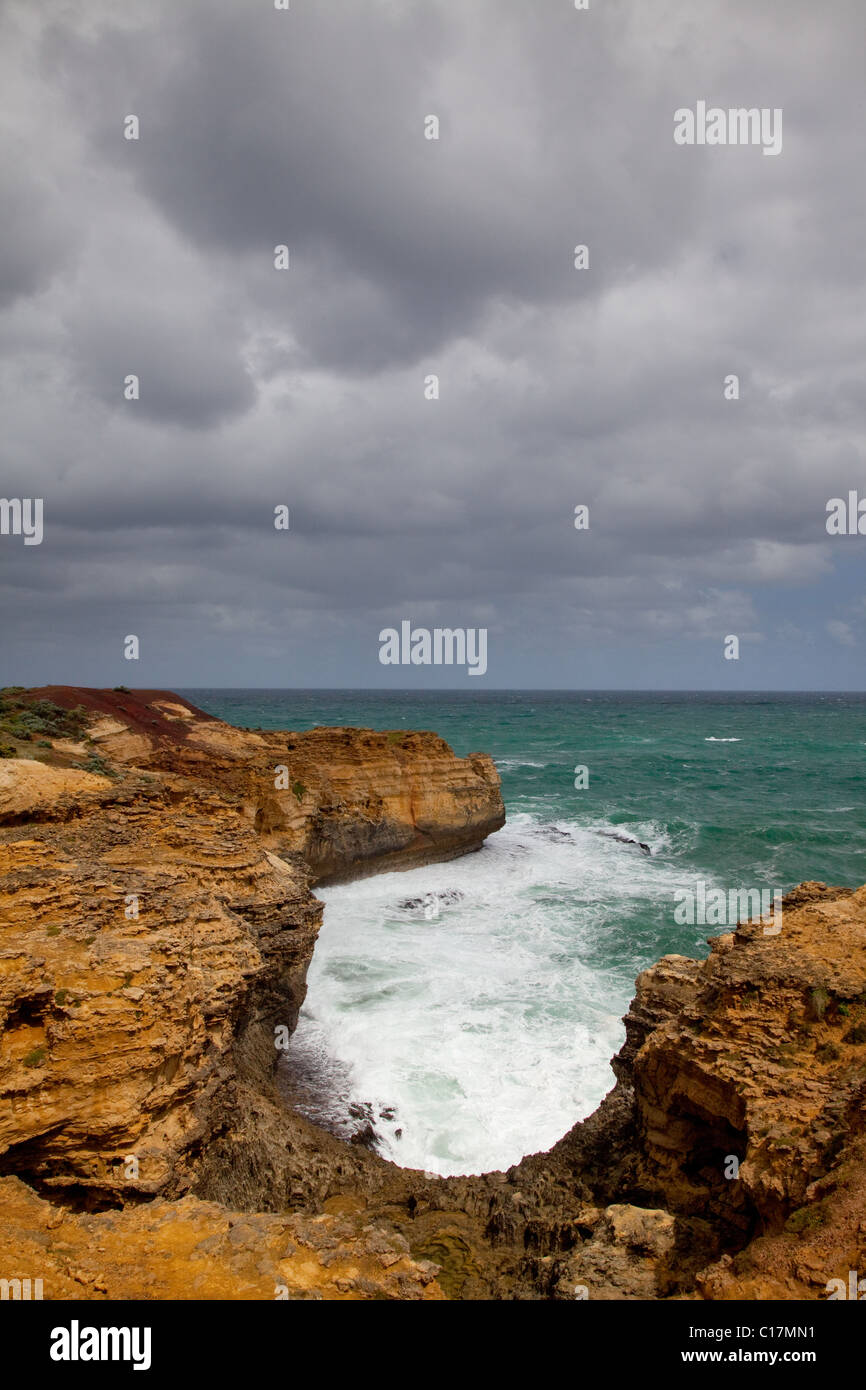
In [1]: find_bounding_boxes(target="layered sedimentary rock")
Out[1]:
[0,688,503,1216]
[0,763,323,1202]
[26,686,506,882]
[0,1175,442,1300]
[1,687,865,1301]
[505,880,866,1298]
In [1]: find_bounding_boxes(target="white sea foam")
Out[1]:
[288,815,699,1177]
[704,737,741,742]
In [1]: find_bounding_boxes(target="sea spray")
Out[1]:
[289,815,708,1176]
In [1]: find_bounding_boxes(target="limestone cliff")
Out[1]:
[1,687,865,1301]
[0,687,503,1214]
[25,686,506,882]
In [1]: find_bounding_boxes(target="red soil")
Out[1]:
[19,687,218,747]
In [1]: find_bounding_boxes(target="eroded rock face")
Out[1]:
[630,883,866,1234]
[0,766,323,1201]
[0,1176,443,1301]
[2,689,865,1301]
[518,880,866,1298]
[24,687,506,883]
[0,689,503,1211]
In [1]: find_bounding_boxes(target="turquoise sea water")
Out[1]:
[185,690,866,1175]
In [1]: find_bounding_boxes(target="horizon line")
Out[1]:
[172,686,866,694]
[9,683,866,695]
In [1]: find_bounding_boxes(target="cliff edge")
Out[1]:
[1,688,864,1300]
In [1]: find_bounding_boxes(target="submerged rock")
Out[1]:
[597,829,652,854]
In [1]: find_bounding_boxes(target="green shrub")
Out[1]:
[81,753,118,779]
[785,1204,826,1234]
[22,1047,46,1068]
[0,695,90,742]
[291,780,306,801]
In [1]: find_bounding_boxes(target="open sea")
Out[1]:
[184,690,866,1177]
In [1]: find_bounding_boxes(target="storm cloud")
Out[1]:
[1,0,865,688]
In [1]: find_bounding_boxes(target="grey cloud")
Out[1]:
[0,0,864,687]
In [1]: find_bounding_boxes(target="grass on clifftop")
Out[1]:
[0,689,91,758]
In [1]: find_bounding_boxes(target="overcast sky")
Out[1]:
[1,0,864,689]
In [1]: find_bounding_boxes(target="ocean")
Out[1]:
[184,690,866,1177]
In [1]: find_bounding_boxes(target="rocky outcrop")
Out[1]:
[1,687,865,1301]
[503,880,866,1298]
[22,687,505,883]
[0,763,324,1203]
[0,688,503,1215]
[629,882,866,1231]
[0,1175,442,1300]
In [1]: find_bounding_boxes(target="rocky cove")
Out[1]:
[1,686,865,1301]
